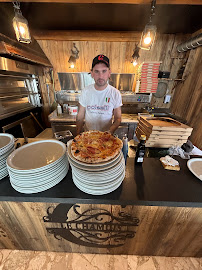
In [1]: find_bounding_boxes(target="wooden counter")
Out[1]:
[0,156,201,256]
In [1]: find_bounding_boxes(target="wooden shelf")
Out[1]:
[158,78,184,81]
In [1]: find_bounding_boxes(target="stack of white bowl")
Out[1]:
[0,133,15,180]
[67,141,125,195]
[7,140,69,194]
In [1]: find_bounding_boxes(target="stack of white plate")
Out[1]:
[67,142,125,195]
[0,133,15,180]
[7,140,69,194]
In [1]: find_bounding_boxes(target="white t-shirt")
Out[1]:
[79,84,122,131]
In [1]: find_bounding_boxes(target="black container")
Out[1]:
[135,135,146,166]
[158,71,170,78]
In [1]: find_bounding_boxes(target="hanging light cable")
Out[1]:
[140,0,157,50]
[12,1,31,44]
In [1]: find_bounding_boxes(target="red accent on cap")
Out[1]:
[98,55,104,60]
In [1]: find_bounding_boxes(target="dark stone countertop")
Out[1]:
[0,156,201,207]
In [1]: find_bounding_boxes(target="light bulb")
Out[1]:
[144,32,152,45]
[70,64,75,68]
[19,25,25,34]
[133,60,138,67]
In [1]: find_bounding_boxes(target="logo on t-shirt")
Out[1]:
[106,97,110,103]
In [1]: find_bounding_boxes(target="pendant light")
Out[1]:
[12,1,31,44]
[140,0,157,50]
[131,44,140,67]
[68,43,79,69]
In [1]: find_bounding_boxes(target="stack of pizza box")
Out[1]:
[135,116,193,148]
[135,62,161,93]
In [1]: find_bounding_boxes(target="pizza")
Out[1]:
[71,130,123,163]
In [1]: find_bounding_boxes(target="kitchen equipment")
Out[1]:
[135,134,146,165]
[56,73,151,105]
[158,71,170,78]
[0,57,41,121]
[63,104,69,113]
[54,130,73,144]
[68,105,78,115]
[153,81,168,98]
[57,104,62,115]
[122,135,128,165]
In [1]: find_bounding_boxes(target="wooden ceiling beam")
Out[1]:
[32,30,142,42]
[0,0,202,4]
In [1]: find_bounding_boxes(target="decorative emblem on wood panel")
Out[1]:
[43,204,139,248]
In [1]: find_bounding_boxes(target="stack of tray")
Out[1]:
[135,116,193,148]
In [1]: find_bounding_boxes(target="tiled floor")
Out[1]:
[0,250,201,270]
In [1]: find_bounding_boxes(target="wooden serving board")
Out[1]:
[136,126,189,141]
[137,125,189,140]
[145,142,182,148]
[140,116,193,132]
[136,129,187,148]
[138,120,192,136]
[147,138,187,144]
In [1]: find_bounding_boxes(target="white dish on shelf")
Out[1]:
[0,168,8,179]
[0,133,15,155]
[7,140,66,171]
[7,155,68,176]
[71,158,125,182]
[67,141,121,169]
[72,171,124,195]
[10,165,68,189]
[187,158,202,181]
[10,167,68,194]
[72,167,124,188]
[67,139,125,195]
[9,161,69,186]
[0,133,15,180]
[6,139,69,193]
[68,152,122,172]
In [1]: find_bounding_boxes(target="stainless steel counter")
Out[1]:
[48,110,138,139]
[48,110,138,124]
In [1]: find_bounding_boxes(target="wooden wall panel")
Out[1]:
[36,33,189,111]
[0,201,202,256]
[170,46,202,149]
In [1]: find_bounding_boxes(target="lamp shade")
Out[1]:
[13,12,31,44]
[68,55,77,68]
[140,24,157,50]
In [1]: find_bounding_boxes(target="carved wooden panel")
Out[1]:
[0,201,201,257]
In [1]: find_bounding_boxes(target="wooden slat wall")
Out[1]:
[36,32,189,109]
[0,201,201,256]
[170,46,202,149]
